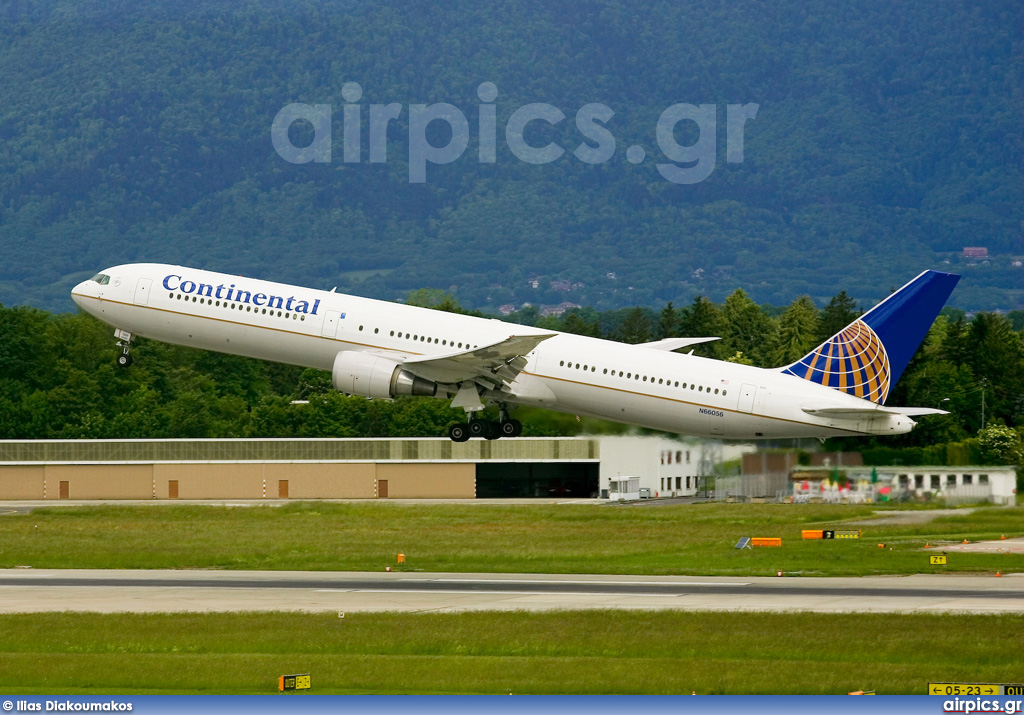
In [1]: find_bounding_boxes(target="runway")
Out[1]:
[0,569,1020,614]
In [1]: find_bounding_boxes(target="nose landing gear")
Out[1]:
[114,329,133,368]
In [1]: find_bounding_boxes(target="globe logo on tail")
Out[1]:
[783,319,891,404]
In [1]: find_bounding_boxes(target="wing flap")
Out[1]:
[401,333,556,387]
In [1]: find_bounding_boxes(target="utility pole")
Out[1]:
[974,379,983,428]
[980,378,986,430]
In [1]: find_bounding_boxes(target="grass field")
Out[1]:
[0,610,1021,694]
[1,502,1021,575]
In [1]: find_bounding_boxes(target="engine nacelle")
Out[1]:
[332,351,437,399]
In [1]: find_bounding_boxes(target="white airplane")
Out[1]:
[71,264,959,442]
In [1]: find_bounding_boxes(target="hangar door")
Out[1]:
[476,463,599,498]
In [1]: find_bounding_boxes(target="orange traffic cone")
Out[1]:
[995,571,1001,577]
[963,539,969,544]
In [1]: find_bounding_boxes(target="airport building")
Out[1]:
[0,437,747,501]
[789,465,1018,506]
[713,451,1017,505]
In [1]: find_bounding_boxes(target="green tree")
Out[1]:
[817,290,859,341]
[679,296,724,359]
[977,425,1023,465]
[657,302,680,339]
[617,307,653,344]
[771,296,821,365]
[561,311,601,338]
[720,289,776,367]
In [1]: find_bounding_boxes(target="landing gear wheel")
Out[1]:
[468,419,487,438]
[500,419,522,437]
[448,423,470,443]
[117,353,133,368]
[484,421,501,440]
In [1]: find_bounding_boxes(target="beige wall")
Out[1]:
[0,462,476,500]
[264,463,377,499]
[45,464,153,500]
[154,464,264,499]
[0,466,46,499]
[375,463,475,498]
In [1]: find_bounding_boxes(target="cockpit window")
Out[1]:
[91,273,110,285]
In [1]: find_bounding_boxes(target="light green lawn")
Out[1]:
[1,502,1021,575]
[0,611,1021,694]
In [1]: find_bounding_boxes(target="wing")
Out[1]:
[401,333,556,388]
[637,337,720,351]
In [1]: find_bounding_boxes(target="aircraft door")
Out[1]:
[321,310,341,339]
[134,278,152,306]
[737,383,757,413]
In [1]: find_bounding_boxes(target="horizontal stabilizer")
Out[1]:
[638,337,720,351]
[802,404,949,418]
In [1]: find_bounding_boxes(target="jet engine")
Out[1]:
[331,351,437,399]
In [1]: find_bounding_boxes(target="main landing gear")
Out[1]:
[447,407,523,442]
[114,329,133,368]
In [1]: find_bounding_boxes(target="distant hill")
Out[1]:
[0,0,1021,313]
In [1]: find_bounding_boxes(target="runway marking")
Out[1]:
[424,579,751,586]
[316,588,684,597]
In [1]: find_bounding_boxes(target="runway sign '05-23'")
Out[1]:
[279,674,311,692]
[929,683,1024,696]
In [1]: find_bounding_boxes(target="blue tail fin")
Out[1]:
[782,270,960,404]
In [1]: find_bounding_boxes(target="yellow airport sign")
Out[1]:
[279,673,311,691]
[930,554,947,565]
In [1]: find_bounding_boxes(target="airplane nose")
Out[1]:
[71,280,96,309]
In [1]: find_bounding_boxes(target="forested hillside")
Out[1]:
[0,0,1021,312]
